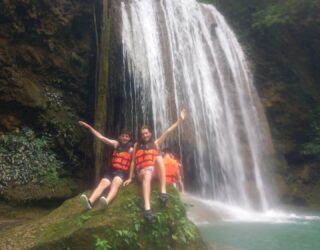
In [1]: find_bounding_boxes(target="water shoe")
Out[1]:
[80,194,92,210]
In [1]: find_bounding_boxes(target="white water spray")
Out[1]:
[121,0,274,211]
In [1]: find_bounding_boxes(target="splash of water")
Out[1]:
[184,193,320,224]
[121,0,274,211]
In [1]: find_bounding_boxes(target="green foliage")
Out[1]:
[148,207,197,248]
[252,3,292,29]
[94,235,112,250]
[92,189,201,250]
[0,127,63,189]
[252,0,319,30]
[0,184,205,249]
[39,108,83,171]
[142,191,199,249]
[77,214,92,227]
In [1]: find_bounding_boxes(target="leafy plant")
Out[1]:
[252,0,319,30]
[88,187,202,249]
[93,235,112,250]
[77,214,92,227]
[0,127,63,189]
[252,3,292,30]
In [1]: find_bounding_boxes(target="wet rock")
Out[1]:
[309,180,320,206]
[0,73,47,109]
[0,115,21,131]
[271,174,289,200]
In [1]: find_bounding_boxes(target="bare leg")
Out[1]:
[89,178,111,204]
[155,156,166,193]
[105,176,123,204]
[140,169,153,210]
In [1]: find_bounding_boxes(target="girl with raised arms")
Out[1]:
[124,109,186,220]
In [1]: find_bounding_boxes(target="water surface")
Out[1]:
[199,214,320,250]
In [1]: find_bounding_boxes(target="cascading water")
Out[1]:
[120,0,274,212]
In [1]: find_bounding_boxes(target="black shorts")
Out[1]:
[103,169,128,182]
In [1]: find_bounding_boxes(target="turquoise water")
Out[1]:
[199,220,320,250]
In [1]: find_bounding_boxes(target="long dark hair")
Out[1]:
[138,125,154,144]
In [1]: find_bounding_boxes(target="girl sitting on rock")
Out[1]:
[124,109,186,220]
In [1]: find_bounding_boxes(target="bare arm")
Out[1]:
[123,143,137,186]
[155,109,186,147]
[78,121,118,148]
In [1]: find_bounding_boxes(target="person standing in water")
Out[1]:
[79,121,133,209]
[163,148,185,192]
[124,109,186,220]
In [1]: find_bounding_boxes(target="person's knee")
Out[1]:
[99,178,111,187]
[111,177,123,188]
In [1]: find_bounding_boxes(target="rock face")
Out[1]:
[202,0,320,206]
[2,0,319,209]
[0,0,96,200]
[0,185,208,250]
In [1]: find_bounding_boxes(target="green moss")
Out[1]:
[0,184,207,250]
[93,0,110,183]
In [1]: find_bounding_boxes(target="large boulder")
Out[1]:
[0,184,208,250]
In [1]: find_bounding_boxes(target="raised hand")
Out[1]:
[78,121,90,128]
[179,109,187,121]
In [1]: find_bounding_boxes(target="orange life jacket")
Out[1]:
[135,142,159,170]
[164,155,178,183]
[111,143,132,171]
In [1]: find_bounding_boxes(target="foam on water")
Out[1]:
[184,193,320,224]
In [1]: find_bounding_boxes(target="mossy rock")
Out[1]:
[0,184,208,250]
[1,178,85,202]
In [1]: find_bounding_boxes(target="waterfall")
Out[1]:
[120,0,274,211]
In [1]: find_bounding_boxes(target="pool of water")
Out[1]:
[199,218,320,250]
[183,194,320,250]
